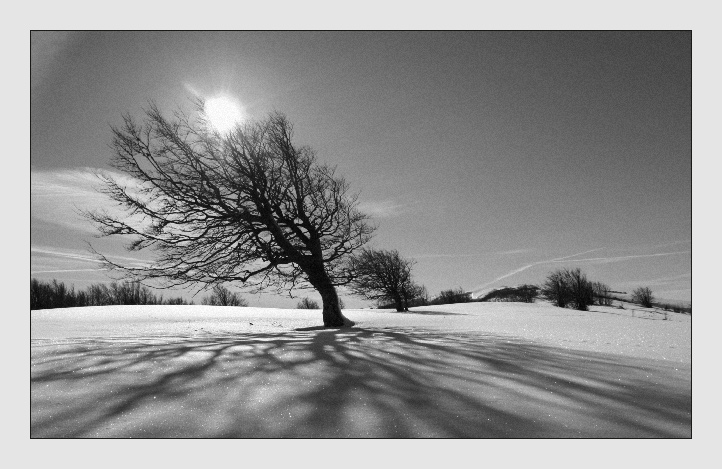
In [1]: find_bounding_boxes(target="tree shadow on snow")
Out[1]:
[31,328,691,438]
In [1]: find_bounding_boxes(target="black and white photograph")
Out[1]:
[29,29,694,441]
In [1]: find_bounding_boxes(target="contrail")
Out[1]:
[31,246,148,265]
[31,247,103,264]
[31,268,107,274]
[413,249,531,260]
[469,248,690,296]
[469,248,603,295]
[547,251,690,264]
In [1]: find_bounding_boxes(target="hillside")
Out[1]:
[31,302,691,437]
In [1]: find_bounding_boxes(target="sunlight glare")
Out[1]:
[204,96,244,134]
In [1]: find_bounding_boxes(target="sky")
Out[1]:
[30,31,692,307]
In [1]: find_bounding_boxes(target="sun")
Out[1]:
[204,96,244,134]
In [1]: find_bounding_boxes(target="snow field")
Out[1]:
[31,302,691,437]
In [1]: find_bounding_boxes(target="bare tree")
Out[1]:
[566,268,594,311]
[632,286,654,308]
[349,248,422,312]
[201,285,248,307]
[84,101,374,327]
[404,283,428,308]
[296,297,320,309]
[435,287,471,305]
[542,268,593,310]
[541,270,570,308]
[592,281,612,306]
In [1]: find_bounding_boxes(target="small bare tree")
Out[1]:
[84,101,374,327]
[541,270,570,308]
[592,281,612,306]
[435,287,471,305]
[296,297,320,309]
[404,283,428,307]
[542,268,593,310]
[632,286,654,308]
[349,248,422,312]
[201,285,248,306]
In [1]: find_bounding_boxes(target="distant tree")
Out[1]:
[83,102,374,327]
[201,285,248,306]
[407,284,429,307]
[541,270,570,308]
[85,283,111,306]
[108,281,158,305]
[164,297,192,305]
[296,297,320,309]
[480,285,538,303]
[349,248,423,312]
[31,278,168,309]
[434,287,471,305]
[566,268,594,311]
[30,279,79,309]
[632,286,654,308]
[592,281,613,306]
[31,278,50,309]
[542,268,593,311]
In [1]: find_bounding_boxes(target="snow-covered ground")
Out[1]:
[31,301,691,437]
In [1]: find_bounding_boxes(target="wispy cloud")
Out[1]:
[357,200,406,219]
[31,167,146,234]
[32,168,105,233]
[617,272,691,288]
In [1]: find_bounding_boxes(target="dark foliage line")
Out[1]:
[430,287,471,305]
[30,278,192,310]
[30,278,249,310]
[478,285,539,303]
[604,292,692,315]
[651,301,691,315]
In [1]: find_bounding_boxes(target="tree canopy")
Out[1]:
[85,101,374,326]
[349,248,423,311]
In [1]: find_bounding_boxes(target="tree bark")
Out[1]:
[307,267,353,327]
[317,282,353,327]
[393,293,405,312]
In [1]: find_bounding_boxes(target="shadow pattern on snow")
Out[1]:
[31,328,691,438]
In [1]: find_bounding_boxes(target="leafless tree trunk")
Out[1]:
[83,101,374,327]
